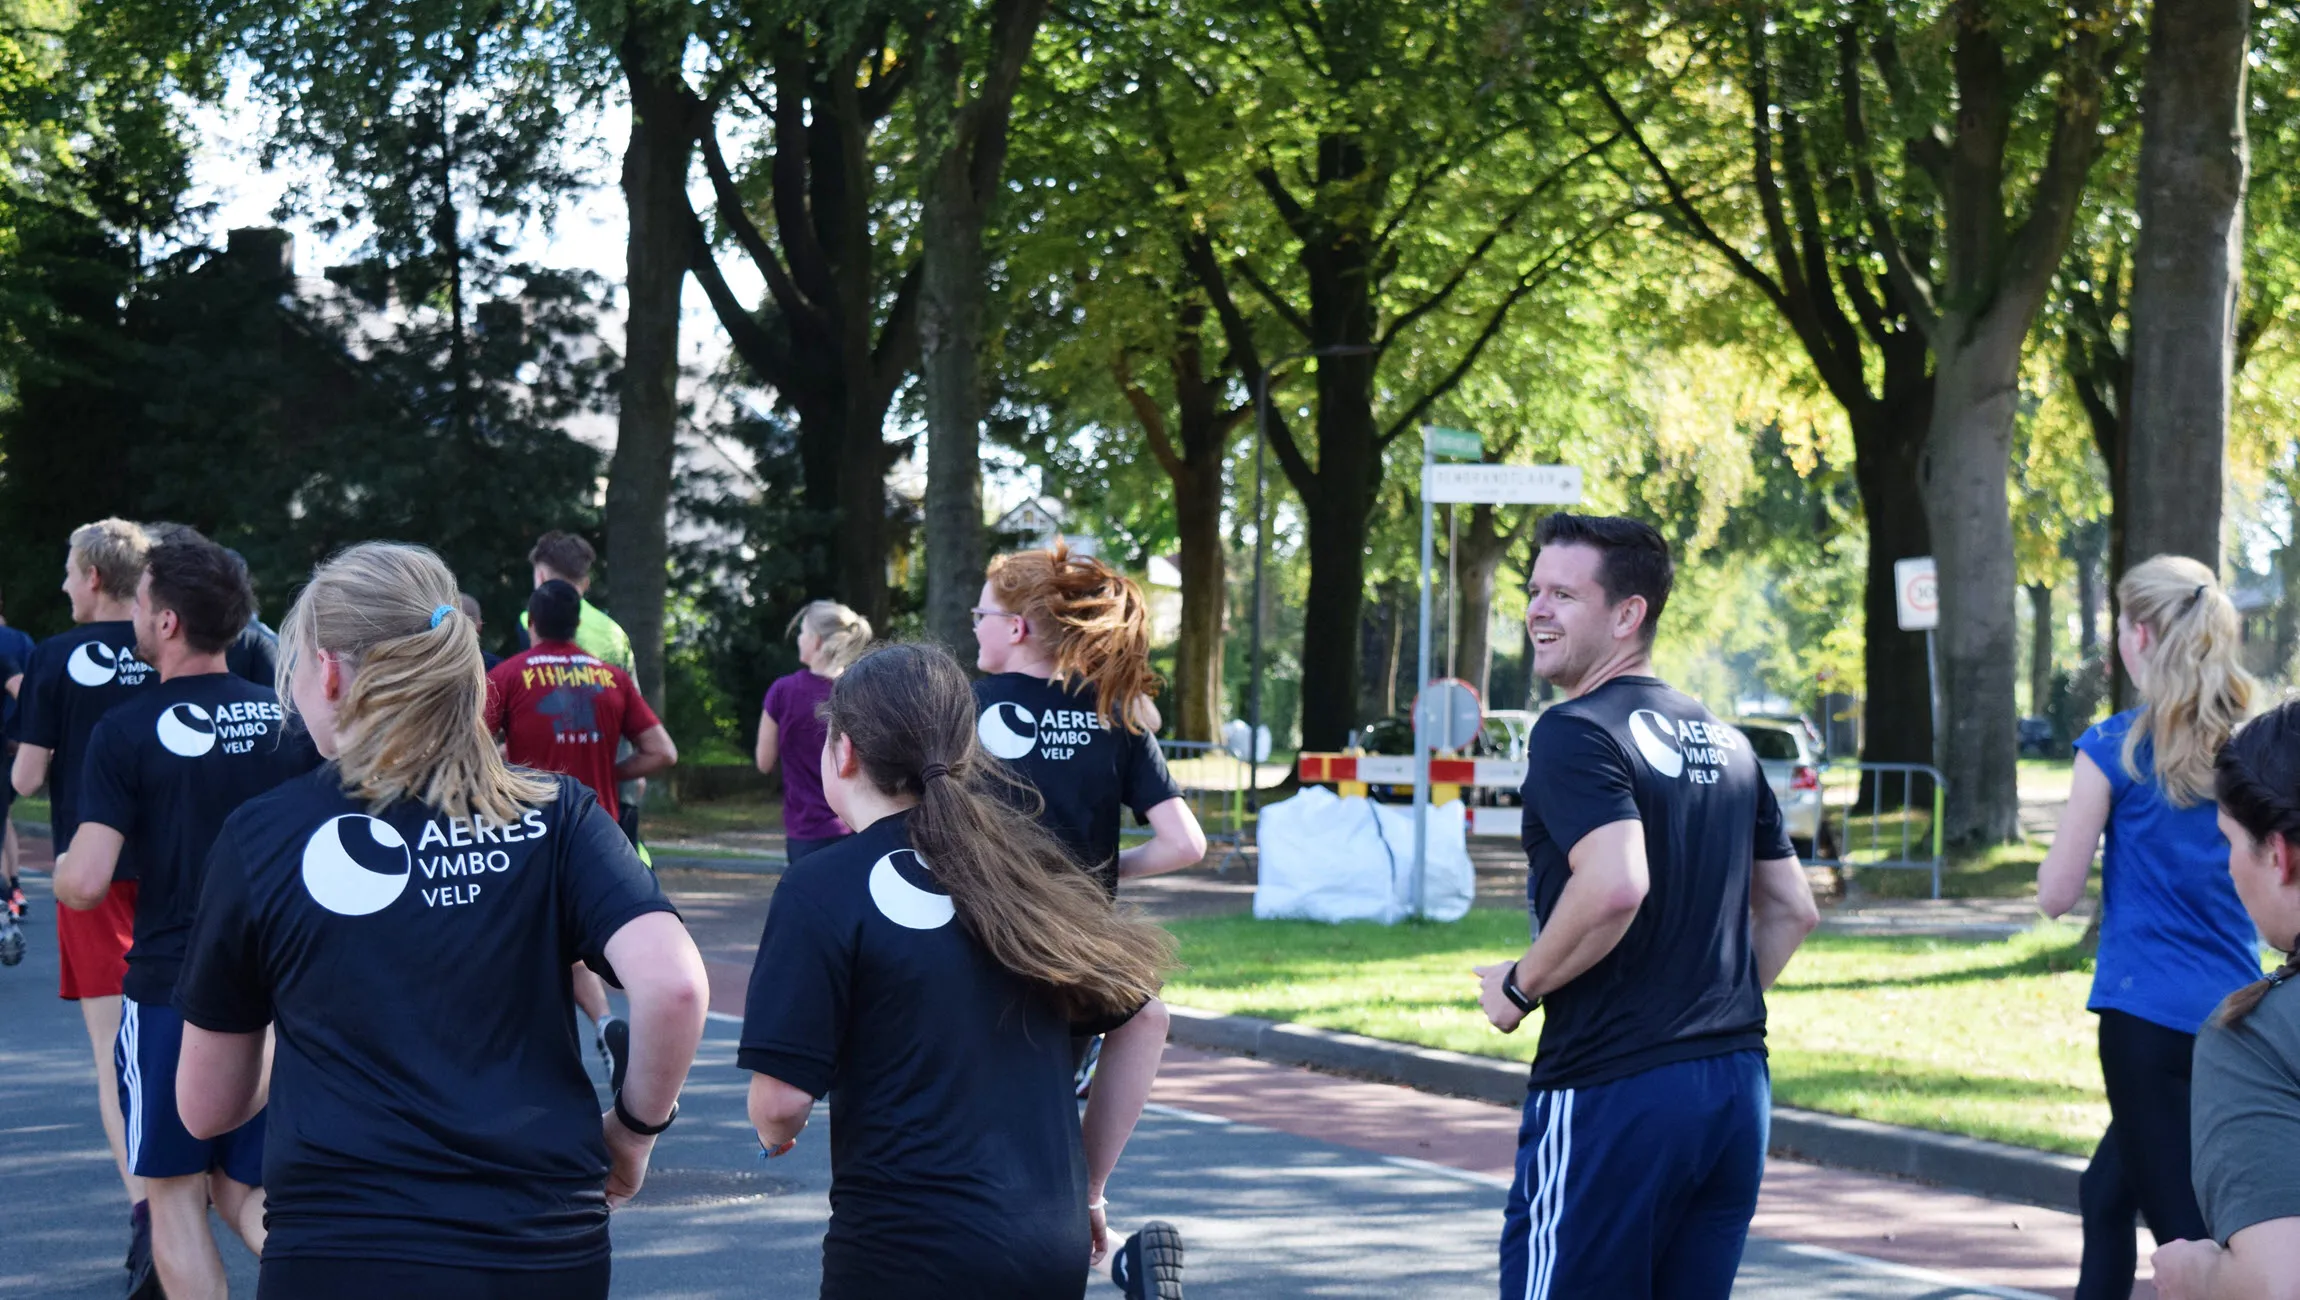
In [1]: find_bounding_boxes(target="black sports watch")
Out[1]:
[613,1090,678,1137]
[1501,960,1541,1014]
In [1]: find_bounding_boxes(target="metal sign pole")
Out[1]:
[1412,440,1435,920]
[1926,627,1942,772]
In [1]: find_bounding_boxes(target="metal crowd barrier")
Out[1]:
[1806,761,1948,899]
[1150,739,1251,870]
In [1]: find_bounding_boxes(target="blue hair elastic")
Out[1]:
[430,604,456,629]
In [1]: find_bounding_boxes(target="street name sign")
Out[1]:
[1423,463,1583,505]
[1424,426,1484,461]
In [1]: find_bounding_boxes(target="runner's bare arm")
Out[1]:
[1081,997,1169,1265]
[615,725,678,782]
[748,1074,813,1152]
[753,711,780,776]
[3,671,17,697]
[52,822,123,911]
[10,742,47,798]
[1115,798,1206,881]
[600,910,707,1207]
[2151,1219,2300,1300]
[2037,752,2112,919]
[1749,853,1820,989]
[1478,819,1647,1032]
[178,1025,272,1139]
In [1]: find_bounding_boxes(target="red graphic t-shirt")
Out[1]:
[485,641,661,822]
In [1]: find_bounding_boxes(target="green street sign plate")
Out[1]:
[1424,426,1483,461]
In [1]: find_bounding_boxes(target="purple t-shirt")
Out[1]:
[764,670,849,840]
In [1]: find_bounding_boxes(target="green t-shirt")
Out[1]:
[2192,975,2300,1245]
[519,599,635,676]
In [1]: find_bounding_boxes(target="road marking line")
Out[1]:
[706,1010,743,1024]
[1773,1242,2054,1300]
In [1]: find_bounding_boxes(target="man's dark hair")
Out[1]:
[146,530,256,655]
[528,579,583,643]
[529,531,595,584]
[1534,513,1674,643]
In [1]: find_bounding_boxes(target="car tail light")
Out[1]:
[1791,765,1819,792]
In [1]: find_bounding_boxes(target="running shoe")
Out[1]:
[1111,1221,1185,1300]
[601,1017,631,1095]
[1075,1035,1102,1100]
[6,883,24,919]
[0,914,22,967]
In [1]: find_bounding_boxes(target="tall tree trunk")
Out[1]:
[1295,344,1380,751]
[608,29,701,707]
[1922,321,2028,846]
[1455,503,1509,698]
[915,0,1048,652]
[2125,0,2249,572]
[1170,454,1226,741]
[2076,529,2101,658]
[1849,376,1937,791]
[2028,583,2054,716]
[919,149,985,651]
[1382,585,1404,717]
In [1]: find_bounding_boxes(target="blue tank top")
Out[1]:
[2075,710,2261,1034]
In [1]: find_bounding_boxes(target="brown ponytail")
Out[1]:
[826,642,1173,1021]
[985,543,1159,732]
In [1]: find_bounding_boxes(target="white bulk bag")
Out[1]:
[1254,787,1476,924]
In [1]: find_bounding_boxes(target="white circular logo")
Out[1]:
[67,642,118,686]
[1627,709,1685,779]
[300,815,412,916]
[976,702,1040,760]
[155,703,215,757]
[867,849,955,930]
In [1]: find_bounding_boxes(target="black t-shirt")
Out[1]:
[174,769,675,1269]
[15,621,157,855]
[739,813,1095,1299]
[1518,676,1793,1091]
[77,673,320,1004]
[0,623,34,739]
[971,674,1180,893]
[225,619,279,687]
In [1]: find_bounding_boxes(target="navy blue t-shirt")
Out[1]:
[971,674,1179,893]
[1519,676,1793,1090]
[14,622,156,856]
[174,769,675,1269]
[739,812,1096,1299]
[0,623,34,739]
[77,673,319,1004]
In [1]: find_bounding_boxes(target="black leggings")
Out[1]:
[258,1257,610,1300]
[2075,1009,2208,1300]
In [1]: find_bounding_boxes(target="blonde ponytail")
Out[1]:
[2117,555,2254,807]
[280,543,556,823]
[789,600,873,678]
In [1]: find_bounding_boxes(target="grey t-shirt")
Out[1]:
[2192,976,2300,1245]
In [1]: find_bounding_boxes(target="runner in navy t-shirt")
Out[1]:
[8,517,158,1286]
[740,643,1173,1299]
[1477,515,1819,1300]
[58,531,319,1299]
[172,542,708,1300]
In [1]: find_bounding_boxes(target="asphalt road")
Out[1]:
[0,868,2051,1299]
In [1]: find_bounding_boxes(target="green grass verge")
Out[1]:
[1160,909,2107,1155]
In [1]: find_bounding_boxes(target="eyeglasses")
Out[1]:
[969,608,1022,629]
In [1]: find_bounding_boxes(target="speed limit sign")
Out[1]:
[1894,557,1938,632]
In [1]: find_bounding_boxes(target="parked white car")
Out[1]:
[1733,716,1830,860]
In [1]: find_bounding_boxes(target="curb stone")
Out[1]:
[1164,1005,2084,1213]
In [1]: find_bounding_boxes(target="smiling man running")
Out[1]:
[1477,513,1820,1300]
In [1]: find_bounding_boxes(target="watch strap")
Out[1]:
[1502,960,1540,1014]
[614,1089,678,1136]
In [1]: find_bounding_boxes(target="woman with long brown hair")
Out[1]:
[2037,555,2262,1299]
[172,543,709,1300]
[971,544,1205,893]
[740,641,1174,1299]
